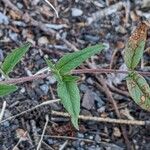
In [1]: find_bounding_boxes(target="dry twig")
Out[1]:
[37,115,49,150]
[0,101,6,122]
[0,99,60,124]
[51,110,148,126]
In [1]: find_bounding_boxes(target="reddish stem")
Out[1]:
[0,68,150,85]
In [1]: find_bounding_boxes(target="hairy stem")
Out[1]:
[1,68,150,85]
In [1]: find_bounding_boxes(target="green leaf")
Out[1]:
[124,41,145,70]
[0,84,18,97]
[56,44,105,75]
[127,71,150,111]
[124,23,148,70]
[45,57,55,71]
[1,43,31,75]
[62,75,80,82]
[57,78,80,129]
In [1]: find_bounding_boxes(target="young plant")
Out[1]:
[0,43,105,129]
[45,44,105,129]
[0,22,149,130]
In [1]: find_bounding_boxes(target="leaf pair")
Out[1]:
[0,43,31,97]
[124,22,150,111]
[46,44,105,129]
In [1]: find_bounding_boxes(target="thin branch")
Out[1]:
[0,99,60,124]
[51,110,149,126]
[37,115,49,150]
[0,101,6,122]
[44,0,59,18]
[39,135,94,143]
[2,0,22,13]
[0,73,49,85]
[1,68,150,85]
[72,68,150,76]
[12,131,28,150]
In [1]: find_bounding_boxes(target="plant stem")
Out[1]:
[1,68,150,85]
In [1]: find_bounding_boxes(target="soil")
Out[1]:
[0,0,150,150]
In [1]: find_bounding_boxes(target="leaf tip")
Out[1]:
[71,117,79,130]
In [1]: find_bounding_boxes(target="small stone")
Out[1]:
[9,31,18,41]
[82,90,95,110]
[38,36,49,45]
[77,133,84,138]
[86,77,94,85]
[93,92,104,107]
[2,121,10,127]
[88,135,94,140]
[20,87,26,93]
[81,109,92,116]
[142,0,150,8]
[0,30,3,37]
[115,26,127,34]
[40,84,49,94]
[113,127,121,137]
[17,3,23,9]
[47,139,54,145]
[47,76,56,84]
[83,35,100,42]
[71,8,83,17]
[79,84,89,92]
[97,106,106,113]
[0,49,4,62]
[0,12,9,24]
[95,134,101,143]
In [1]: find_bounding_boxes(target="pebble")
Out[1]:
[77,133,84,138]
[87,77,94,85]
[9,31,18,41]
[83,35,100,42]
[47,139,54,145]
[38,36,49,45]
[92,92,104,107]
[20,87,26,93]
[95,134,101,143]
[79,84,89,92]
[2,121,10,127]
[0,49,4,62]
[17,3,23,9]
[71,8,83,17]
[45,24,67,30]
[97,106,105,113]
[47,76,56,84]
[40,84,49,94]
[0,30,3,37]
[88,135,94,140]
[0,12,9,24]
[115,26,127,34]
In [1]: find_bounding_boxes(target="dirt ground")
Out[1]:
[0,0,150,150]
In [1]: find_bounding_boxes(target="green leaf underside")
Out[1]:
[124,40,145,70]
[57,79,80,129]
[56,44,105,75]
[127,72,150,111]
[0,84,17,97]
[1,43,31,75]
